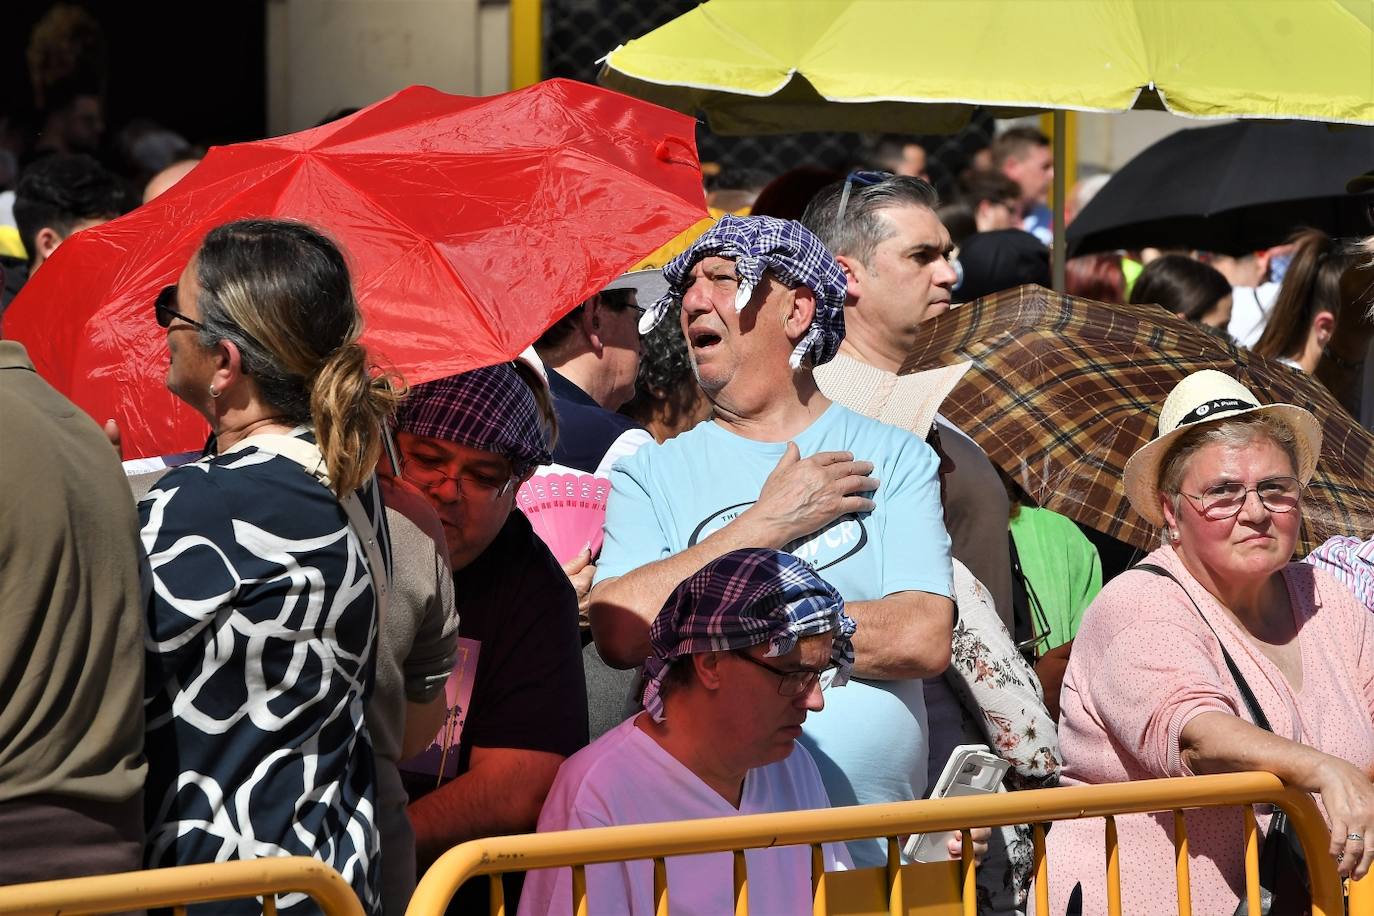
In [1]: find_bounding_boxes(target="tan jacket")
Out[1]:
[0,341,147,804]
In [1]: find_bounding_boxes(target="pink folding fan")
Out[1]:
[516,471,610,563]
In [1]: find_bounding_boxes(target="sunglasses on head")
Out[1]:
[154,285,205,331]
[836,169,894,222]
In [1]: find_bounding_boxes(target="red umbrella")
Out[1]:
[4,79,706,459]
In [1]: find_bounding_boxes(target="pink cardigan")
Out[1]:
[1038,546,1374,916]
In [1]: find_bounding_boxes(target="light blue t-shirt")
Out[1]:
[596,402,953,867]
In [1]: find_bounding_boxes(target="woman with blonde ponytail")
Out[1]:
[139,218,399,915]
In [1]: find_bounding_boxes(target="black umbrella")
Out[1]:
[1066,120,1374,256]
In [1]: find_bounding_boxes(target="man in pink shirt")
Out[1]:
[520,548,856,916]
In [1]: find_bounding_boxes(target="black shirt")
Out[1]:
[545,367,646,473]
[448,510,588,776]
[403,511,587,912]
[400,510,586,789]
[0,254,29,318]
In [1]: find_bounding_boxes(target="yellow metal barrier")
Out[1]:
[0,856,364,916]
[407,772,1348,916]
[1351,868,1374,915]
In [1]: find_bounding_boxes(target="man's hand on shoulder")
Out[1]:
[743,443,877,546]
[589,444,878,670]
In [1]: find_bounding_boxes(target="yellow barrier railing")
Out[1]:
[0,856,364,916]
[1352,868,1374,914]
[408,772,1350,916]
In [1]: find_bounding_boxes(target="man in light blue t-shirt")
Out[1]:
[589,215,955,867]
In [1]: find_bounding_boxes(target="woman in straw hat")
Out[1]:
[1039,370,1374,915]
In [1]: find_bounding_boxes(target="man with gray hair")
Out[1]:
[801,174,1016,635]
[589,214,955,867]
[803,175,1053,912]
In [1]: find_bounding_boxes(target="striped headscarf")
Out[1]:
[641,215,848,369]
[642,548,856,722]
[396,363,551,473]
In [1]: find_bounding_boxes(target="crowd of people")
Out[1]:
[3,42,1374,916]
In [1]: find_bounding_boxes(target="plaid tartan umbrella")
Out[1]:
[900,285,1374,554]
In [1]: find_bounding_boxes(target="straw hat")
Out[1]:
[1121,370,1322,527]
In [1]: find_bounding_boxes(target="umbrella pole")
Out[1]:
[1052,110,1066,292]
[510,0,542,89]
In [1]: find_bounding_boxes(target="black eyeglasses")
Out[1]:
[606,299,647,317]
[836,169,894,222]
[1180,476,1303,520]
[154,285,205,331]
[400,456,517,502]
[734,651,834,698]
[599,289,647,317]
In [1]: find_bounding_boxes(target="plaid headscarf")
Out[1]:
[642,548,857,722]
[641,215,848,369]
[396,363,551,473]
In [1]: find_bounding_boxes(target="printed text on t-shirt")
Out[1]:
[688,502,869,571]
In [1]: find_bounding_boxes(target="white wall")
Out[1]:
[266,0,511,137]
[1075,109,1228,174]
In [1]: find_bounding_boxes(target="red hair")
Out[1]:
[1066,253,1126,305]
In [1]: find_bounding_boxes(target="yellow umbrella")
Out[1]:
[600,0,1374,285]
[630,216,717,271]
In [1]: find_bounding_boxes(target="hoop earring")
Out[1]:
[209,385,221,399]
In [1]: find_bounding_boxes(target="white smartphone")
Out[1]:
[903,744,1010,863]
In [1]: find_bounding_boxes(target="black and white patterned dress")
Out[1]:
[139,433,386,914]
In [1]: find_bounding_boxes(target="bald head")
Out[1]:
[143,158,200,204]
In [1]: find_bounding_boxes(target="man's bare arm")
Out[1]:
[589,517,780,668]
[400,696,448,761]
[590,443,876,668]
[408,746,564,868]
[843,590,953,680]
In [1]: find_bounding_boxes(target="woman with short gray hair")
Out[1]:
[1041,370,1374,915]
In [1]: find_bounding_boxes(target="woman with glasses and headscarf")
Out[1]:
[141,218,400,914]
[1040,370,1374,915]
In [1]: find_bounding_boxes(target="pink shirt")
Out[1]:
[1040,546,1374,916]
